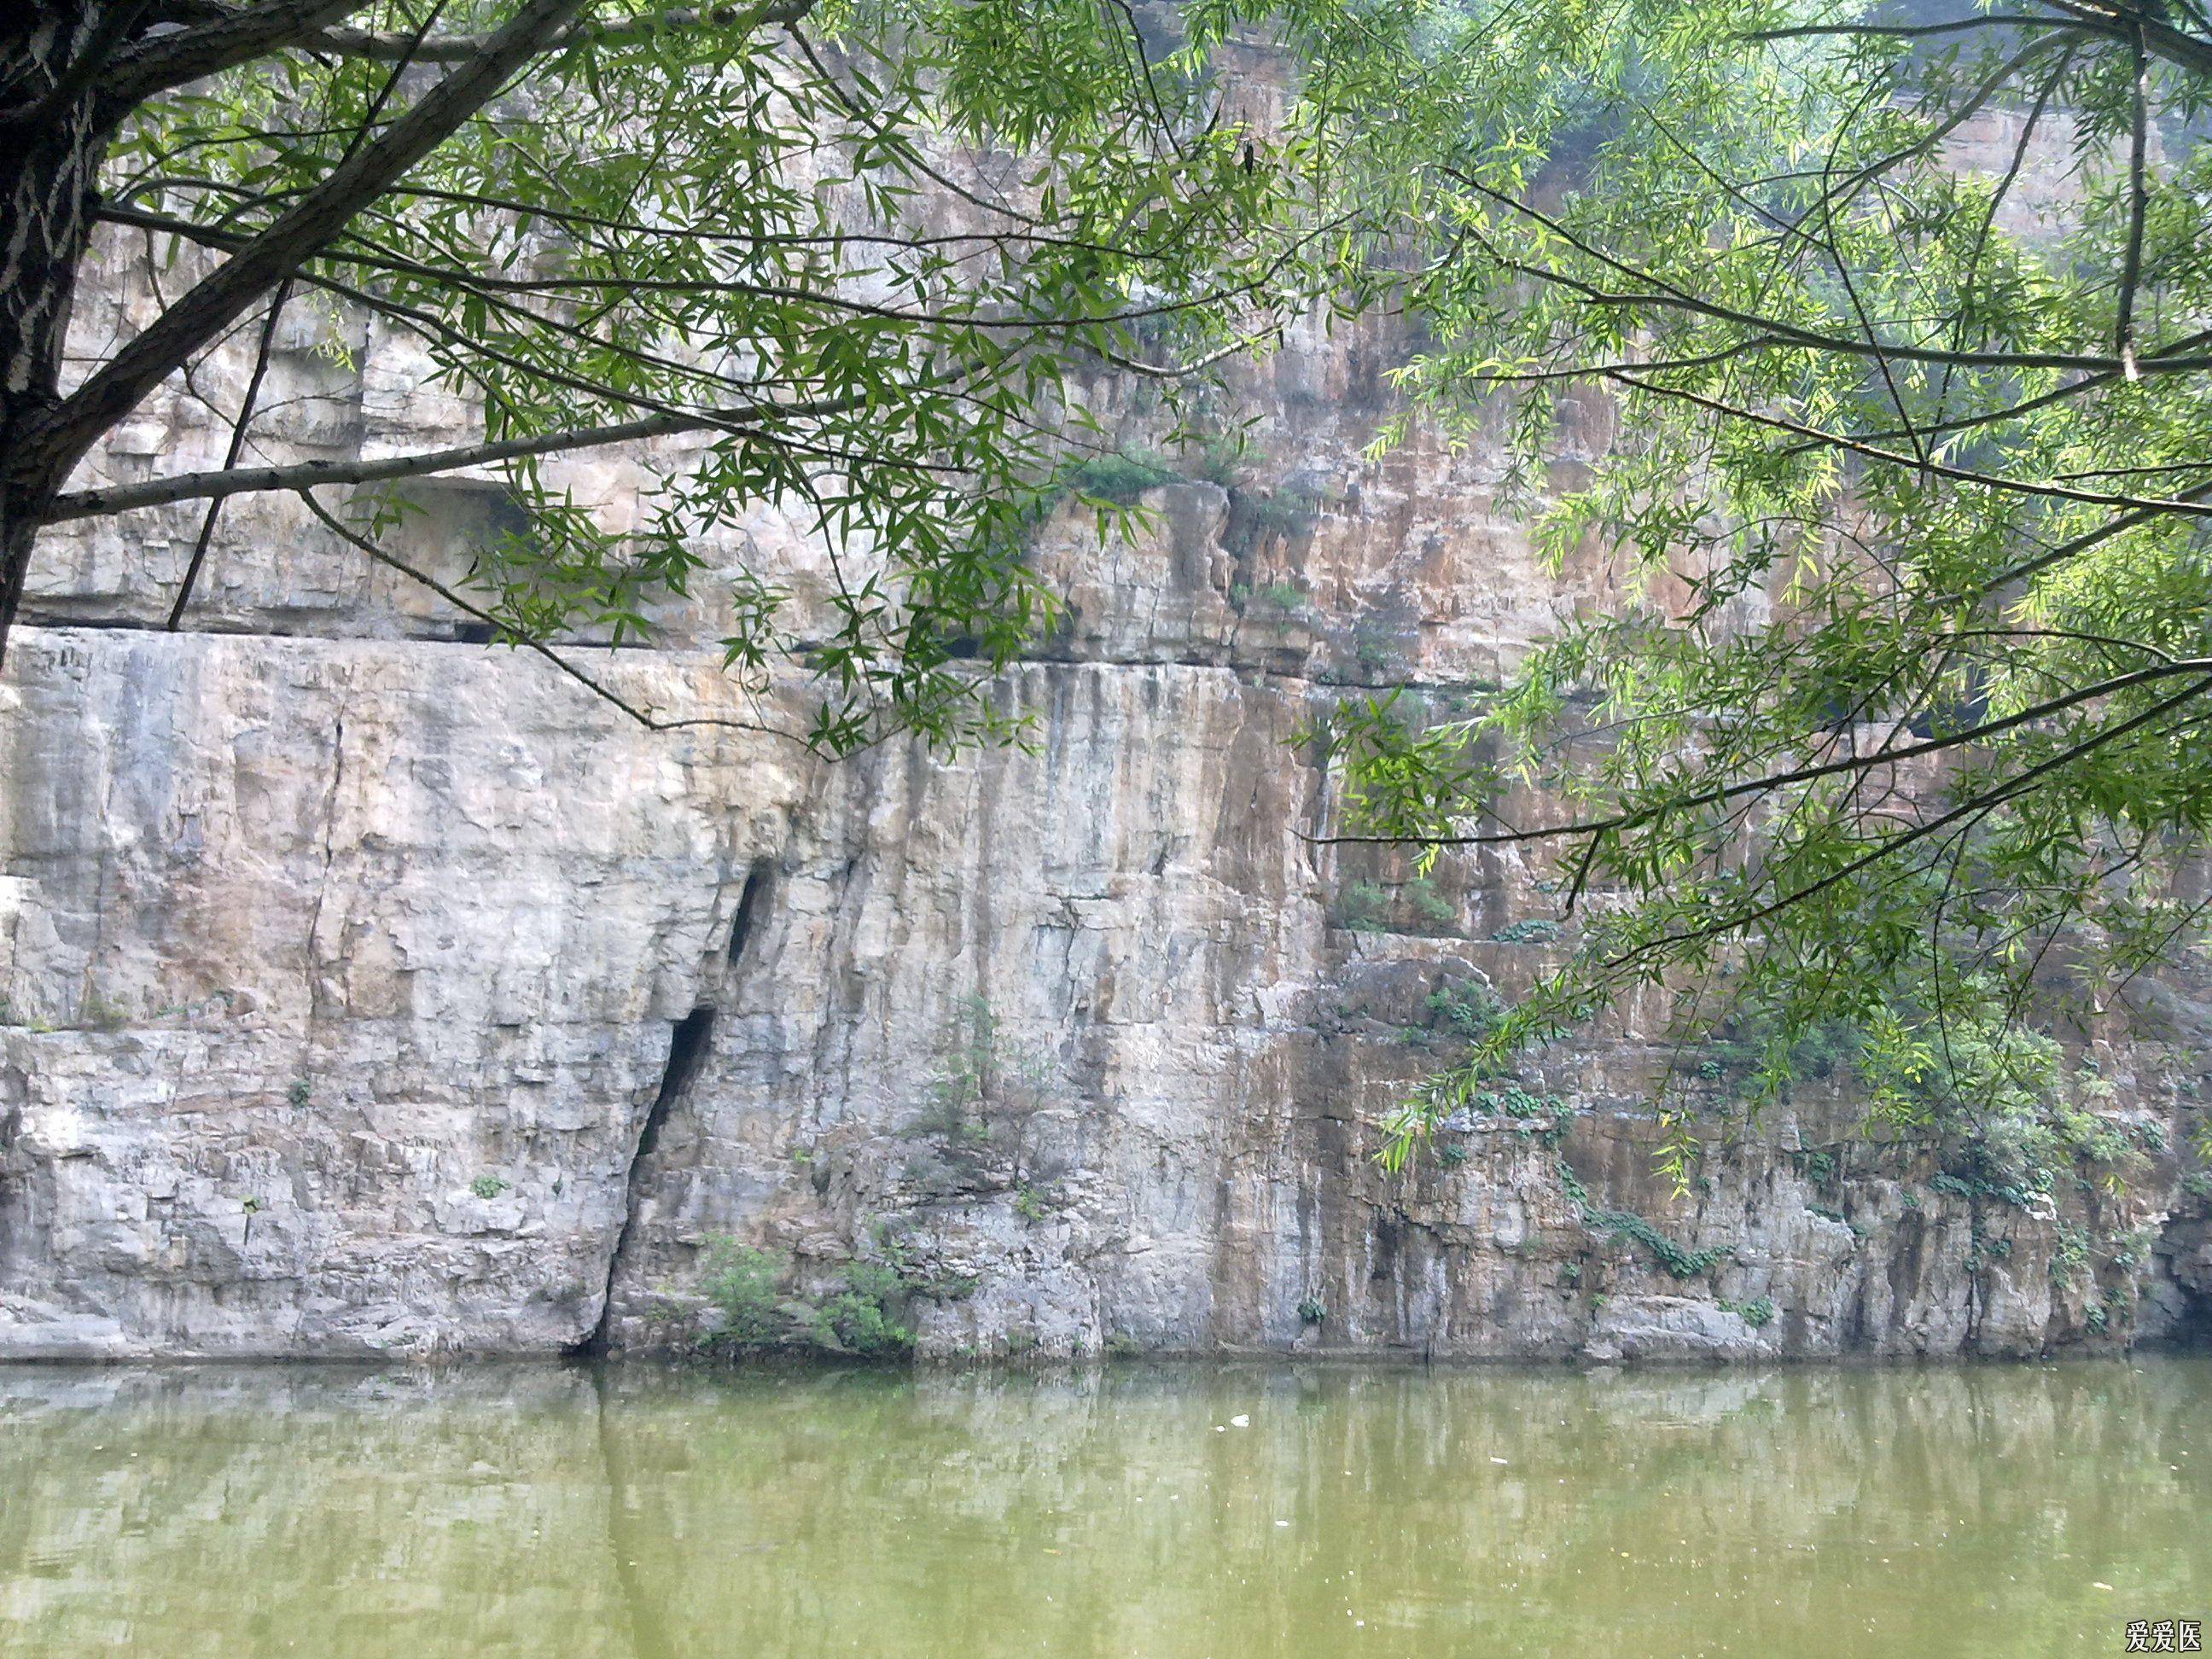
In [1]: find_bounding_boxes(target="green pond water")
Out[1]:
[1,1357,2205,1656]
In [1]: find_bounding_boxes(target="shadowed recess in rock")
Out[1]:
[639,1004,713,1163]
[576,1004,719,1353]
[725,862,771,967]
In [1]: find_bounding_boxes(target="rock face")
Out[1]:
[4,215,2209,1363]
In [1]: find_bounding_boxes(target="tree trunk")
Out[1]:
[1,4,115,671]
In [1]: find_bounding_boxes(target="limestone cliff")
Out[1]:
[3,206,2209,1363]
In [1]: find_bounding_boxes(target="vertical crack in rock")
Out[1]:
[302,709,344,1014]
[579,1004,716,1353]
[726,861,770,965]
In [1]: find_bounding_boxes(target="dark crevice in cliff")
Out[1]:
[639,1004,714,1158]
[573,1004,718,1354]
[726,862,771,965]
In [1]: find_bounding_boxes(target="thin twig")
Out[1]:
[2116,20,2151,380]
[1306,654,2212,849]
[294,488,806,745]
[168,280,292,626]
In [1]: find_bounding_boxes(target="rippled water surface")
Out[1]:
[1,1357,2205,1656]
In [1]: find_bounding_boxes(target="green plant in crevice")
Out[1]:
[1296,1297,1327,1326]
[1350,620,1398,675]
[1424,980,1503,1043]
[2110,1227,2154,1271]
[1470,1085,1573,1155]
[1436,1140,1470,1167]
[1336,878,1392,934]
[803,1262,918,1359]
[81,990,128,1031]
[469,1174,511,1200]
[1487,917,1562,945]
[699,1241,790,1354]
[869,1223,980,1305]
[1064,448,1180,507]
[906,995,1059,1183]
[1697,1017,1866,1103]
[698,1228,975,1361]
[1881,1027,2162,1219]
[1476,1085,1545,1118]
[2049,1222,2092,1291]
[286,1079,312,1110]
[1013,1184,1049,1222]
[1405,879,1458,934]
[1555,1159,1730,1281]
[1232,480,1324,555]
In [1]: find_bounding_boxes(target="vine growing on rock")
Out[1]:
[1556,1159,1731,1280]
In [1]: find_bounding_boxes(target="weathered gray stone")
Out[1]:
[4,153,2209,1362]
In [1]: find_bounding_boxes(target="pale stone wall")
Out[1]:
[4,153,2207,1360]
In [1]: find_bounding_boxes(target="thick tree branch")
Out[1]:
[93,199,1302,339]
[1599,366,2212,520]
[0,0,151,130]
[1744,15,2087,42]
[1970,479,2212,594]
[44,404,838,521]
[1451,170,2212,379]
[96,0,370,113]
[2046,0,2212,79]
[2116,20,2151,378]
[1591,672,2212,975]
[19,0,597,508]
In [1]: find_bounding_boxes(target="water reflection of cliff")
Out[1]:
[0,1359,2203,1656]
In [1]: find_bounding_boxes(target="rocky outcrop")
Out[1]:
[3,207,2208,1363]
